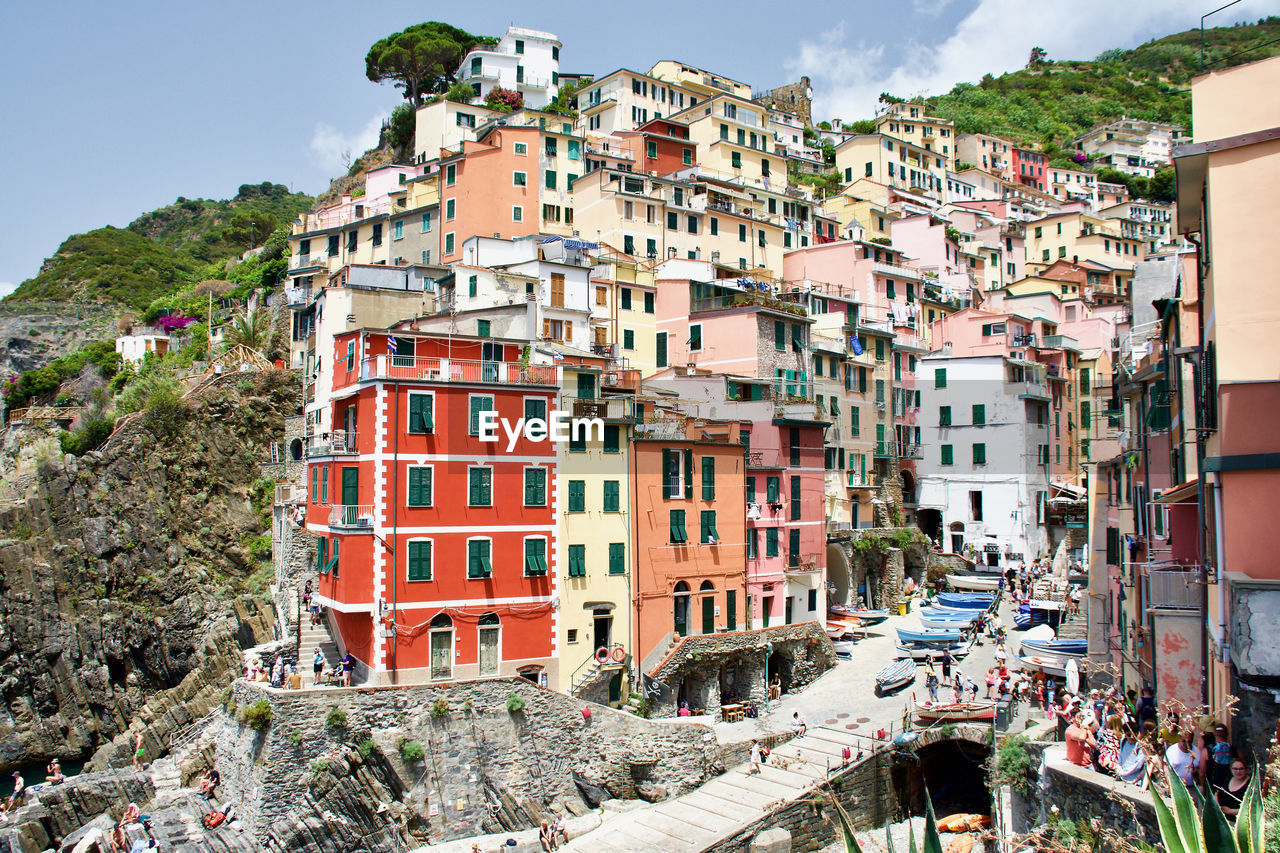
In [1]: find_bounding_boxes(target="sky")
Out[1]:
[0,0,1272,297]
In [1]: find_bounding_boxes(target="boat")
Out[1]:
[1015,653,1068,678]
[896,643,971,661]
[875,659,916,695]
[946,574,1002,592]
[919,613,980,630]
[1020,639,1087,658]
[829,605,890,625]
[833,639,856,658]
[920,607,980,621]
[896,626,964,644]
[1013,603,1063,629]
[936,593,996,610]
[914,700,996,723]
[825,620,859,639]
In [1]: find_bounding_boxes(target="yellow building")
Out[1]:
[875,102,957,170]
[648,60,752,101]
[822,188,899,241]
[557,363,637,704]
[835,134,949,202]
[1023,212,1145,286]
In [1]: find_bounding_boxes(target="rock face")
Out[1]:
[0,371,297,770]
[0,301,124,376]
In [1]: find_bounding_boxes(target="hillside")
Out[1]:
[128,181,313,263]
[914,16,1280,145]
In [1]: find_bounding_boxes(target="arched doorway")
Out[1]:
[429,613,453,680]
[892,737,993,817]
[477,613,500,677]
[900,470,916,505]
[918,509,942,546]
[699,580,715,634]
[673,582,690,637]
[826,543,852,606]
[289,438,304,461]
[948,521,965,555]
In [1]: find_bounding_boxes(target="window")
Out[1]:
[467,539,492,579]
[408,466,433,507]
[788,529,801,567]
[766,527,779,557]
[972,404,985,425]
[683,148,692,165]
[731,151,742,169]
[514,39,524,54]
[420,212,432,232]
[746,530,758,559]
[468,467,493,506]
[468,275,478,298]
[700,510,719,544]
[644,291,655,313]
[512,206,523,222]
[789,475,801,520]
[524,467,547,506]
[545,170,557,190]
[603,424,621,453]
[663,448,692,498]
[670,509,688,543]
[774,320,786,351]
[850,406,860,437]
[935,368,947,388]
[567,480,585,513]
[939,406,951,427]
[468,395,494,435]
[621,288,632,310]
[445,233,455,254]
[407,540,432,581]
[567,544,586,578]
[739,223,748,242]
[445,164,456,186]
[656,332,668,367]
[513,171,527,187]
[393,220,403,240]
[689,323,702,351]
[941,444,953,465]
[603,480,620,512]
[524,396,547,423]
[321,466,328,503]
[514,141,527,155]
[702,456,716,500]
[970,490,984,522]
[972,443,986,465]
[568,140,580,160]
[766,476,780,503]
[524,538,547,576]
[608,542,626,574]
[568,429,586,452]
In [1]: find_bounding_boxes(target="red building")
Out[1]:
[1012,147,1047,192]
[307,329,561,685]
[620,117,696,177]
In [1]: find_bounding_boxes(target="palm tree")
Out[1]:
[224,309,269,353]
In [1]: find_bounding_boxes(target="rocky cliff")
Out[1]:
[0,301,124,377]
[0,370,298,770]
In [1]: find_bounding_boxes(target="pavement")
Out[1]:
[558,591,1075,852]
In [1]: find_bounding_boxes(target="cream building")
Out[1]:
[456,26,563,109]
[835,134,949,202]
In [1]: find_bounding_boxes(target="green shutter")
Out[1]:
[683,449,693,499]
[767,476,780,503]
[525,468,546,505]
[701,456,715,500]
[662,449,674,498]
[656,332,667,367]
[608,542,625,574]
[726,590,736,630]
[940,406,951,427]
[568,480,585,512]
[972,404,985,425]
[746,477,755,504]
[790,475,801,521]
[311,466,318,501]
[603,425,620,453]
[327,537,340,577]
[469,468,491,506]
[408,541,432,581]
[603,480,620,512]
[941,445,953,465]
[670,510,687,543]
[775,320,786,351]
[525,538,547,575]
[766,528,779,557]
[409,467,432,506]
[568,544,586,577]
[935,368,947,388]
[316,538,328,574]
[700,510,718,543]
[468,540,492,578]
[973,443,986,465]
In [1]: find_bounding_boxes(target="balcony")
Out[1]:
[898,443,923,460]
[1012,381,1051,402]
[517,75,551,90]
[774,400,824,422]
[785,553,822,574]
[601,369,642,391]
[329,504,375,530]
[1147,570,1202,611]
[746,448,785,469]
[874,442,894,458]
[289,254,327,272]
[306,430,359,458]
[285,286,312,306]
[847,471,875,489]
[1039,334,1080,351]
[872,262,924,281]
[558,395,635,422]
[358,356,558,386]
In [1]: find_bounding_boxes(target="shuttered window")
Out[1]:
[524,538,547,576]
[524,467,546,506]
[468,468,493,506]
[408,467,432,506]
[567,480,585,512]
[407,541,432,581]
[467,540,492,578]
[701,456,715,500]
[603,480,620,512]
[608,543,625,574]
[669,510,688,543]
[567,544,586,577]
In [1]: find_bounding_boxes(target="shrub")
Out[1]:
[399,740,425,762]
[59,417,115,456]
[310,757,329,776]
[506,693,527,713]
[357,739,376,759]
[288,728,304,748]
[991,734,1034,796]
[245,534,272,562]
[325,707,348,732]
[484,86,523,113]
[430,697,450,718]
[239,699,273,730]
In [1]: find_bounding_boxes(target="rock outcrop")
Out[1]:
[0,370,298,770]
[0,301,124,376]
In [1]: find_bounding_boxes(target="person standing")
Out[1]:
[1166,730,1200,790]
[312,648,325,685]
[6,772,22,811]
[925,666,940,702]
[985,668,997,699]
[748,740,762,775]
[1217,760,1251,818]
[132,733,146,769]
[1206,724,1234,790]
[939,648,953,687]
[341,652,355,687]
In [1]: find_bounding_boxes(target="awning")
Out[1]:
[1155,479,1198,504]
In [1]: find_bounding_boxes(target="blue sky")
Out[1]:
[0,0,1270,295]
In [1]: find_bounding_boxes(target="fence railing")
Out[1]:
[328,504,375,529]
[306,430,359,457]
[1146,570,1202,611]
[359,356,558,386]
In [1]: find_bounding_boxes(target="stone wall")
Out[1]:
[753,77,813,127]
[219,677,722,848]
[830,529,930,612]
[645,623,836,718]
[272,508,316,637]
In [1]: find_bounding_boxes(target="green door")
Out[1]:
[785,595,793,625]
[608,672,622,704]
[341,467,359,524]
[577,372,596,400]
[702,595,715,634]
[674,593,689,637]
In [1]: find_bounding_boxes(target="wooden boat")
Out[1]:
[914,700,996,722]
[833,639,855,658]
[1015,653,1068,678]
[896,640,973,661]
[946,574,1002,592]
[829,605,889,625]
[936,593,996,610]
[897,626,964,644]
[875,659,916,695]
[919,613,979,630]
[825,620,859,639]
[1020,639,1086,659]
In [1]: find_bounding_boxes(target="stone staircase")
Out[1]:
[299,586,343,687]
[561,725,865,852]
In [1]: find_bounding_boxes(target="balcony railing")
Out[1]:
[359,356,557,386]
[601,369,642,391]
[1039,334,1080,351]
[558,395,635,421]
[285,286,312,306]
[872,262,924,281]
[329,504,375,529]
[1147,570,1202,611]
[306,430,359,457]
[1012,381,1051,401]
[517,75,551,90]
[745,449,785,469]
[289,255,327,271]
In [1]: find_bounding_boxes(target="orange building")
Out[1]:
[630,414,748,666]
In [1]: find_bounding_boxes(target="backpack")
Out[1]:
[203,811,226,829]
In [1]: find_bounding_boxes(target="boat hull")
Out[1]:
[936,593,996,610]
[830,606,889,625]
[875,660,917,694]
[914,701,996,722]
[897,627,964,644]
[920,614,979,630]
[946,574,1002,592]
[1015,654,1067,678]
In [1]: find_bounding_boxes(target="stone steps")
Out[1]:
[563,725,854,852]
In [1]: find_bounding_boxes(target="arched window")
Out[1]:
[429,613,453,680]
[699,580,715,592]
[478,613,500,677]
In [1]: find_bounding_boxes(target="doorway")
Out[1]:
[673,582,690,637]
[700,581,715,634]
[478,613,499,676]
[593,609,612,654]
[577,372,596,400]
[429,614,453,680]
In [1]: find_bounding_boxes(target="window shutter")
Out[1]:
[790,475,801,521]
[603,480,619,512]
[662,449,674,498]
[701,456,715,500]
[608,543,624,574]
[767,476,780,503]
[683,449,693,499]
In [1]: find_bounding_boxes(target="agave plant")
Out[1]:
[1152,768,1265,853]
[826,787,946,853]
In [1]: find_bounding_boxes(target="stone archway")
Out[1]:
[891,727,993,818]
[826,542,852,606]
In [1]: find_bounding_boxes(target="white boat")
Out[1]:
[914,700,996,722]
[895,641,972,661]
[947,574,1002,592]
[825,620,859,639]
[919,613,979,630]
[875,659,916,695]
[833,639,856,658]
[1015,653,1068,678]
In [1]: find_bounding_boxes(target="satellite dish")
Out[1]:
[1065,658,1080,695]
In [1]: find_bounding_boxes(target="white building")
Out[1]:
[576,68,697,137]
[916,353,1050,567]
[1073,118,1186,177]
[456,26,562,110]
[413,99,500,161]
[115,333,175,364]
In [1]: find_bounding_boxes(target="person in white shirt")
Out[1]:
[1166,729,1200,789]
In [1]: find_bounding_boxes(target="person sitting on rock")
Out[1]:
[121,802,140,825]
[45,759,64,785]
[198,767,220,799]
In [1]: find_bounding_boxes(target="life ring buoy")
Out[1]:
[610,645,627,663]
[595,646,610,664]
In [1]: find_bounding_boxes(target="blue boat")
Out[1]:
[896,626,964,644]
[875,659,917,695]
[1022,638,1087,656]
[936,593,996,610]
[920,607,980,621]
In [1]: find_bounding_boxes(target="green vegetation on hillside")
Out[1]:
[9,227,205,309]
[911,17,1280,145]
[128,182,312,263]
[365,22,495,107]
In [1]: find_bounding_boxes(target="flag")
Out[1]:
[387,337,398,356]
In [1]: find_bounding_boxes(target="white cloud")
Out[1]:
[307,113,386,173]
[0,281,17,300]
[787,0,1276,124]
